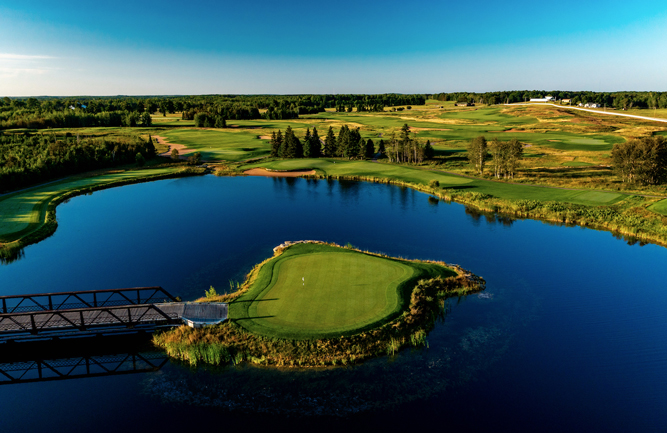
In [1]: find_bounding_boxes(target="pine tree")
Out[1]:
[270,131,282,157]
[146,135,156,157]
[324,126,336,156]
[365,138,375,158]
[424,140,434,159]
[337,126,349,158]
[310,126,321,157]
[346,128,361,159]
[283,126,303,158]
[357,139,366,159]
[378,139,386,155]
[303,128,312,157]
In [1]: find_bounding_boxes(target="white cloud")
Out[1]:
[0,53,55,60]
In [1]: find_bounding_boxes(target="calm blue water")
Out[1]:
[1,175,666,432]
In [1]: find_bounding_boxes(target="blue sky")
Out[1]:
[1,0,666,95]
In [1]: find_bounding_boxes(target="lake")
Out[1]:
[1,175,666,432]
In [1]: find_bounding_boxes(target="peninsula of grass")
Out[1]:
[0,165,205,263]
[153,241,486,367]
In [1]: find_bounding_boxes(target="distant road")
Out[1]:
[505,103,667,124]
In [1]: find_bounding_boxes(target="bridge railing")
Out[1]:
[0,287,178,314]
[0,304,182,336]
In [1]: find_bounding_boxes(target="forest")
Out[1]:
[0,94,425,130]
[0,132,157,193]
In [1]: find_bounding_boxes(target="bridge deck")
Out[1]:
[0,299,227,341]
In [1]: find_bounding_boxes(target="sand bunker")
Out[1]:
[244,168,315,177]
[155,135,196,159]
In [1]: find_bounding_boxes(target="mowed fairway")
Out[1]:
[160,129,272,161]
[231,243,455,339]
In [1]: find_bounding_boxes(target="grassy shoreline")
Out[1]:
[241,159,667,247]
[0,164,207,262]
[153,241,486,367]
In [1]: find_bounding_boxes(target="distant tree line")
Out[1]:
[0,132,157,193]
[0,94,427,130]
[429,91,667,110]
[612,136,667,185]
[467,136,523,177]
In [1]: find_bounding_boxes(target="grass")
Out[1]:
[242,158,627,206]
[160,129,272,161]
[648,199,667,216]
[154,241,484,367]
[0,166,183,243]
[230,242,455,339]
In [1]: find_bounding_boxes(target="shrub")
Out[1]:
[429,179,440,188]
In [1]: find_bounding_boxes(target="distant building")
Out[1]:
[530,98,549,102]
[590,103,601,108]
[545,96,554,101]
[455,102,473,107]
[562,99,572,104]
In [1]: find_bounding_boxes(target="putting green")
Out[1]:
[230,243,455,339]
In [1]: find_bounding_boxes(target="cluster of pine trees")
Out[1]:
[0,133,157,192]
[268,123,436,163]
[269,125,378,159]
[611,136,667,185]
[467,136,523,177]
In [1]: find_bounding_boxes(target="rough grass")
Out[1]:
[230,242,455,339]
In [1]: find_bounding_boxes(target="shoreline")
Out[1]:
[153,241,485,367]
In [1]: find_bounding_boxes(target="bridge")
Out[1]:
[0,287,227,343]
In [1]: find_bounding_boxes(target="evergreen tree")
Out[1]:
[324,126,337,156]
[424,140,434,159]
[346,127,361,158]
[357,138,366,159]
[303,128,313,157]
[270,131,282,157]
[378,139,386,155]
[310,126,321,157]
[337,126,349,157]
[146,135,156,157]
[365,138,375,158]
[283,126,303,158]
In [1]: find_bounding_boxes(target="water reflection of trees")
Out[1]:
[464,206,515,227]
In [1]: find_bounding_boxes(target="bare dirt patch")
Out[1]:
[259,135,272,140]
[244,168,315,177]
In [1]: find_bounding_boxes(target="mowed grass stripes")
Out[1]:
[230,243,455,339]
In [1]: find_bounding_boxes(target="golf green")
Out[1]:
[230,242,455,339]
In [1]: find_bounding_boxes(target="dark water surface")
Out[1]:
[1,175,666,432]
